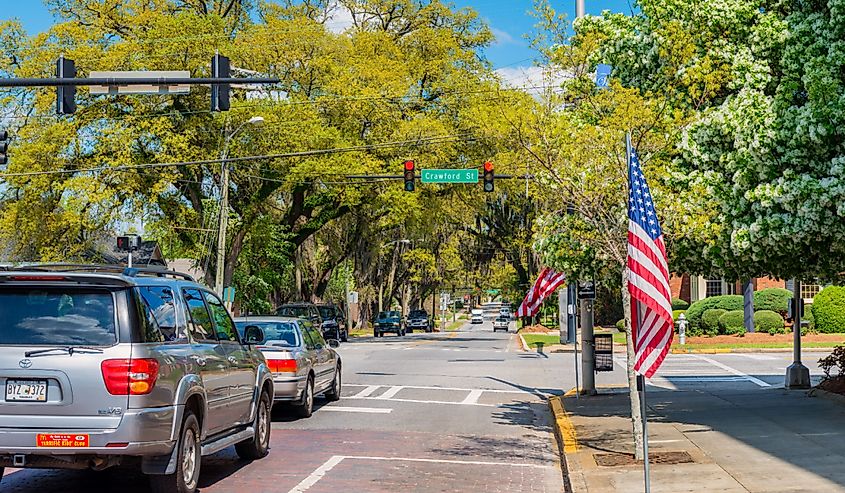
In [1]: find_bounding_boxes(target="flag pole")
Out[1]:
[627,131,651,493]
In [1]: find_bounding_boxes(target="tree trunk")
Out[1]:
[622,268,644,460]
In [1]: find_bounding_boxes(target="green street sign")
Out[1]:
[421,169,478,184]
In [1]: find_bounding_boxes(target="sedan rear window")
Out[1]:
[235,321,299,347]
[0,287,117,346]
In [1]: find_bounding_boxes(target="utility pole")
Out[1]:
[214,116,264,295]
[786,279,810,389]
[576,0,585,18]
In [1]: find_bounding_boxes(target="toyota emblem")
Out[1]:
[18,359,32,369]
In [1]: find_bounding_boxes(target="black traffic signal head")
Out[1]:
[483,161,494,192]
[56,56,76,115]
[211,54,231,111]
[403,160,415,192]
[0,131,7,165]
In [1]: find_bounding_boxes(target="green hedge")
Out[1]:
[686,295,744,328]
[672,298,690,310]
[616,319,626,332]
[754,310,786,334]
[702,309,726,335]
[812,286,845,333]
[718,310,746,335]
[753,288,791,316]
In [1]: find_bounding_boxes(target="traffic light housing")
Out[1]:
[0,130,8,165]
[211,53,231,111]
[56,56,76,115]
[116,235,141,252]
[483,161,494,192]
[403,160,415,192]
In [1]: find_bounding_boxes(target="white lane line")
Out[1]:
[461,389,484,405]
[691,354,771,387]
[288,455,345,493]
[364,384,546,395]
[320,406,392,414]
[402,347,414,351]
[352,385,381,398]
[287,455,553,493]
[376,385,404,399]
[344,396,495,407]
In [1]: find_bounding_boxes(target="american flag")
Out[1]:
[516,268,566,318]
[627,143,673,378]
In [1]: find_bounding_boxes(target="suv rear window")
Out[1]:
[0,287,117,346]
[276,306,311,318]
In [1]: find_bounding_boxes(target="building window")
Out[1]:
[802,283,821,301]
[705,278,723,298]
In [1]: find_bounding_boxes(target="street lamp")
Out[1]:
[215,116,265,295]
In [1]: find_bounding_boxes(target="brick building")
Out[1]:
[670,275,821,304]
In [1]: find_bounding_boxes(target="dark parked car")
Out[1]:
[406,309,433,333]
[275,302,322,331]
[316,303,348,342]
[374,310,404,337]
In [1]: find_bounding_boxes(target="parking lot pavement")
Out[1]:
[1,319,568,492]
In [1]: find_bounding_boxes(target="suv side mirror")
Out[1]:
[326,339,340,348]
[243,325,265,345]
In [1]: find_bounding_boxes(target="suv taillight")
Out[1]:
[267,359,297,374]
[101,358,160,395]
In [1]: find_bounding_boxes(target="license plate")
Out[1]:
[36,434,89,448]
[5,379,47,402]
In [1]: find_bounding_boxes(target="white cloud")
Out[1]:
[494,65,574,97]
[490,27,516,46]
[325,2,354,34]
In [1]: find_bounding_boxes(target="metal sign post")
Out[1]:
[578,281,597,395]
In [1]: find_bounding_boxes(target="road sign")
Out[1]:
[348,291,359,304]
[578,281,596,300]
[222,286,236,303]
[421,169,478,184]
[595,64,612,89]
[89,71,191,95]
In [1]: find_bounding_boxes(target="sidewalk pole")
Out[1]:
[637,374,651,493]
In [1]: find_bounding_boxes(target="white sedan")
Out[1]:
[492,316,510,332]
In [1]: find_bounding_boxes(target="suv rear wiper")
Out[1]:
[25,346,105,357]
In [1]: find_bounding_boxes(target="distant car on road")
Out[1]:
[374,310,404,337]
[406,309,433,333]
[316,303,348,342]
[275,302,323,332]
[235,316,341,418]
[471,309,484,324]
[493,316,510,332]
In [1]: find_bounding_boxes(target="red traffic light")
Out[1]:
[404,160,415,171]
[483,161,494,172]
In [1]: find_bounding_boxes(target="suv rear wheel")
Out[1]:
[149,411,200,493]
[236,390,272,460]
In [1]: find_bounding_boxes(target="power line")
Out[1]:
[0,134,473,179]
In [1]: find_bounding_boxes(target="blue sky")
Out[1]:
[2,0,632,78]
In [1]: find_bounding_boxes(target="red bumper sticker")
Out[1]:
[36,434,89,448]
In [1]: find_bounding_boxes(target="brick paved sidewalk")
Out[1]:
[555,387,845,493]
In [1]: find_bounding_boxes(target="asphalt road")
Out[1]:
[1,321,832,492]
[0,319,568,493]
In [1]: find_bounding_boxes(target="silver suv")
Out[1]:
[0,265,274,493]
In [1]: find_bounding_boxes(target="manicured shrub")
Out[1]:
[718,310,746,335]
[753,288,791,316]
[754,310,786,334]
[686,295,744,328]
[812,286,845,334]
[702,309,727,335]
[672,298,690,310]
[616,319,626,332]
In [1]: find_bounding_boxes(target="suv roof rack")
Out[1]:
[11,263,197,282]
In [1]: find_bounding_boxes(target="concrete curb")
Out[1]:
[671,347,836,354]
[807,387,845,406]
[548,395,577,493]
[518,334,528,352]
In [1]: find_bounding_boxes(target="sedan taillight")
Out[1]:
[101,358,159,395]
[267,359,297,374]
